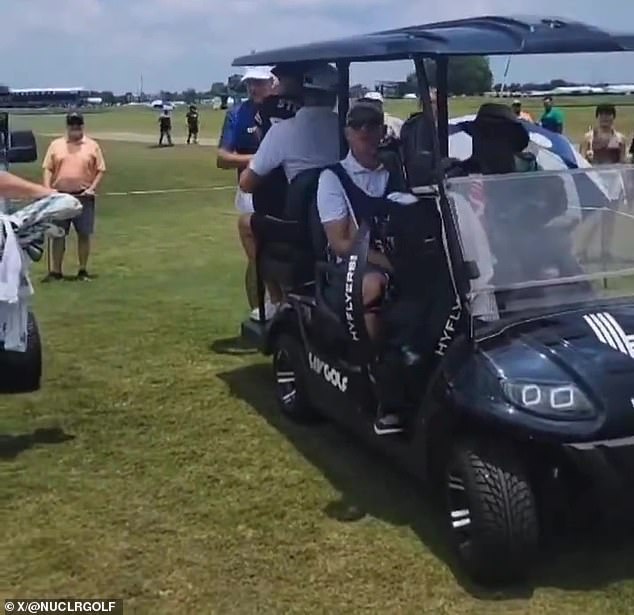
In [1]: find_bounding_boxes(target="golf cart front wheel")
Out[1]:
[446,438,539,585]
[272,334,318,423]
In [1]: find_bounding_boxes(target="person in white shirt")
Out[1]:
[317,102,408,435]
[239,63,341,320]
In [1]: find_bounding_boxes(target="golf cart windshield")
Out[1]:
[447,166,634,321]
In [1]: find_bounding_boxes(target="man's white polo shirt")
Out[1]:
[249,106,340,182]
[317,151,389,225]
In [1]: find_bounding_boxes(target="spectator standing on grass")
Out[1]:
[158,109,173,146]
[578,103,626,261]
[186,104,199,144]
[41,112,106,281]
[540,95,564,134]
[216,66,274,310]
[511,99,534,122]
[580,103,626,165]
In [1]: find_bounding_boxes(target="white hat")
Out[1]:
[241,66,274,82]
[363,91,384,103]
[302,64,339,92]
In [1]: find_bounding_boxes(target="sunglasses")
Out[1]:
[348,119,383,131]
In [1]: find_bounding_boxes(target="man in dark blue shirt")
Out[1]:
[216,66,273,311]
[217,66,274,207]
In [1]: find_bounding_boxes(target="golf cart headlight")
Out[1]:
[501,380,594,418]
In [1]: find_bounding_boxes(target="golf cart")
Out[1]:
[0,112,43,394]
[233,16,634,584]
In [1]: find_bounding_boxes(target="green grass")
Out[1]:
[2,108,634,614]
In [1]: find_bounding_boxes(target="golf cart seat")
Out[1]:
[400,112,437,189]
[250,168,326,293]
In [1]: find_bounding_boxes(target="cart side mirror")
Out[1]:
[8,131,37,164]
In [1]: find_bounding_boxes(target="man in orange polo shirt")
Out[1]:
[42,112,106,281]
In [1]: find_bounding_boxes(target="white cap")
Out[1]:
[302,64,339,92]
[241,66,274,82]
[363,91,384,103]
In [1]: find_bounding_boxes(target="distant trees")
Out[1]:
[97,91,115,104]
[406,56,493,96]
[182,88,197,104]
[210,82,227,97]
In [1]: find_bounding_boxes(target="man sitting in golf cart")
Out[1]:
[317,101,413,435]
[449,103,583,306]
[239,63,341,319]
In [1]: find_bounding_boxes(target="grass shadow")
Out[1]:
[218,362,634,600]
[218,363,532,600]
[0,427,75,461]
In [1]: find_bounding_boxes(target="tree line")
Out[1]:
[85,60,607,105]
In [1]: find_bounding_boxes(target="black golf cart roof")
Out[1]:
[233,15,634,66]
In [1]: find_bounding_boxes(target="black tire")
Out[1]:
[445,437,539,585]
[0,311,42,394]
[272,334,318,423]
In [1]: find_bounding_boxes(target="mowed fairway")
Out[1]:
[2,99,634,614]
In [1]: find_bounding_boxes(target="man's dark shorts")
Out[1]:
[56,194,96,236]
[324,261,390,319]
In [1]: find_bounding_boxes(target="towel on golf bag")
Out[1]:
[0,193,82,351]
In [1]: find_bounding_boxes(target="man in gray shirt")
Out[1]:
[239,63,341,320]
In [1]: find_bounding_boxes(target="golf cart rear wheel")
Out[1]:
[446,438,539,585]
[272,334,318,423]
[0,311,42,394]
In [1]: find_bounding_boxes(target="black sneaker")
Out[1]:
[76,269,95,281]
[374,413,405,436]
[41,272,63,283]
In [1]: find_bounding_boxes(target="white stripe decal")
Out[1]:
[587,314,618,350]
[584,312,634,361]
[596,312,629,356]
[602,313,634,358]
[583,314,607,344]
[451,509,470,519]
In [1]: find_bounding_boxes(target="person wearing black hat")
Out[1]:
[186,104,199,144]
[41,112,106,281]
[459,103,532,176]
[317,101,409,435]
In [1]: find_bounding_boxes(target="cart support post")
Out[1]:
[436,57,449,158]
[414,55,473,337]
[336,61,350,158]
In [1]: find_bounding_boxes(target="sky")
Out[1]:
[2,0,634,93]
